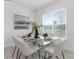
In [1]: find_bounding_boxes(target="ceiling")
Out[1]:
[12,0,57,10]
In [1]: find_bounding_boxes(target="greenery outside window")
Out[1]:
[43,8,66,38]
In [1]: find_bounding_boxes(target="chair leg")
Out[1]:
[12,46,16,58]
[38,50,40,59]
[31,53,34,57]
[48,53,53,59]
[44,51,47,59]
[25,56,28,59]
[61,51,65,59]
[16,48,20,59]
[55,56,59,59]
[18,52,22,59]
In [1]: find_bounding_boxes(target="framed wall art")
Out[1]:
[14,14,30,30]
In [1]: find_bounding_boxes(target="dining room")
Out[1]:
[4,0,74,59]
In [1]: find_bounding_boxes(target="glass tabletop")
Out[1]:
[22,35,65,47]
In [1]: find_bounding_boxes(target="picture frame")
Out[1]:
[14,14,30,30]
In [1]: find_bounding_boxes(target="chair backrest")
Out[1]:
[12,36,33,56]
[53,39,66,55]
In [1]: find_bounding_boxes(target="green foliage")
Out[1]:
[30,22,43,32]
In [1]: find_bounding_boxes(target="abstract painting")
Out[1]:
[14,14,30,30]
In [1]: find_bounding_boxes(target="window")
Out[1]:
[43,8,66,37]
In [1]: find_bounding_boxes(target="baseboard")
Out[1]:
[4,44,14,48]
[63,47,74,53]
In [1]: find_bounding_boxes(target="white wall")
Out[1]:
[35,0,74,51]
[4,1,35,47]
[5,0,74,51]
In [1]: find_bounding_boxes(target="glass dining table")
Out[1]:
[22,35,65,59]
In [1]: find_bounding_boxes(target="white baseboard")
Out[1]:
[4,44,14,48]
[63,47,74,53]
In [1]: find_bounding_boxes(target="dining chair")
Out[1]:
[12,36,40,59]
[44,39,65,59]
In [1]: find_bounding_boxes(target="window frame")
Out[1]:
[42,8,66,37]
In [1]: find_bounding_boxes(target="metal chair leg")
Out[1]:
[31,53,34,57]
[38,50,40,59]
[18,52,22,59]
[12,46,16,58]
[16,48,20,59]
[25,56,28,59]
[48,53,53,59]
[44,51,47,59]
[55,56,59,59]
[61,51,65,59]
